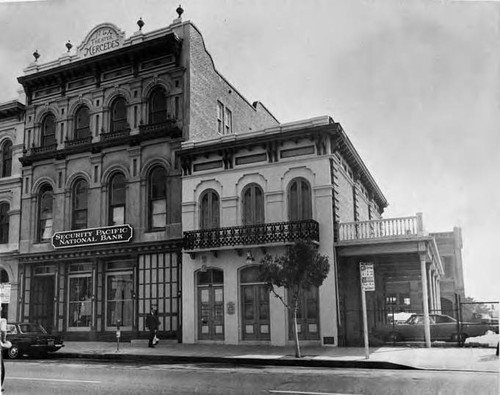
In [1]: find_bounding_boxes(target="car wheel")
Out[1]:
[451,333,468,343]
[7,345,20,359]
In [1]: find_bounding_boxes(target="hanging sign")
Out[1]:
[360,262,375,291]
[0,283,11,304]
[52,224,133,249]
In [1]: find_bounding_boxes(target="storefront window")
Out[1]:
[68,275,93,329]
[106,272,133,329]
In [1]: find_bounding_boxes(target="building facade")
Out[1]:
[15,12,277,340]
[0,100,25,322]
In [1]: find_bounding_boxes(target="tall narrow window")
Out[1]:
[42,113,57,147]
[200,189,220,229]
[110,97,128,133]
[109,173,126,225]
[0,203,9,244]
[38,184,54,241]
[224,108,232,135]
[217,101,224,134]
[75,106,91,140]
[149,87,168,124]
[72,179,89,230]
[1,140,12,178]
[149,166,167,230]
[288,178,312,221]
[242,183,264,225]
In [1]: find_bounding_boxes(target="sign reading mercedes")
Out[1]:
[51,224,133,249]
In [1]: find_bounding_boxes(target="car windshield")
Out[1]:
[18,323,47,334]
[406,315,435,325]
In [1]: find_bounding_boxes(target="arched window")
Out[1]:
[72,179,89,230]
[75,106,91,140]
[288,178,312,221]
[148,166,167,229]
[0,202,9,244]
[109,173,126,225]
[38,184,53,241]
[242,183,264,225]
[1,140,12,178]
[200,189,220,229]
[110,97,128,133]
[149,87,168,124]
[41,113,57,147]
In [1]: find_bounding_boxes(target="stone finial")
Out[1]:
[33,50,40,62]
[176,5,184,18]
[65,40,73,53]
[137,17,144,31]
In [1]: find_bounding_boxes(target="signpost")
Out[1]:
[360,263,375,359]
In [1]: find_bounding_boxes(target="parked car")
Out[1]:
[3,322,64,359]
[373,313,498,342]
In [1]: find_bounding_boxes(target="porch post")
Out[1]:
[436,276,442,312]
[427,267,434,311]
[420,254,431,348]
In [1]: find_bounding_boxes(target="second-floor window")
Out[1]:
[242,183,264,225]
[38,184,53,241]
[72,179,88,230]
[42,113,57,147]
[224,108,232,134]
[1,140,12,178]
[217,101,224,134]
[110,97,128,133]
[149,166,167,229]
[288,178,312,221]
[0,202,9,244]
[75,106,91,140]
[149,87,168,124]
[109,173,126,225]
[200,189,220,229]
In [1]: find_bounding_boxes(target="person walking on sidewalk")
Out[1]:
[0,311,12,392]
[146,305,160,348]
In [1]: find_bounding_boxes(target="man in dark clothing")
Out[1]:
[146,306,160,348]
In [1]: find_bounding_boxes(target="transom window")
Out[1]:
[288,178,312,221]
[109,173,126,225]
[38,184,53,241]
[42,113,57,147]
[72,179,89,230]
[75,106,91,140]
[149,87,168,124]
[110,97,128,133]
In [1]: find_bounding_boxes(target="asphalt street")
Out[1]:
[1,359,498,395]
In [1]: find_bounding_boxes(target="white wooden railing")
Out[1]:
[338,214,424,242]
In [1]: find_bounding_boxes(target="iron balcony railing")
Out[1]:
[338,214,424,242]
[184,219,319,250]
[139,120,181,139]
[31,143,57,154]
[100,128,131,141]
[64,135,93,148]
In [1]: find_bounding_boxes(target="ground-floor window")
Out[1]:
[240,266,270,341]
[197,268,224,340]
[68,272,93,330]
[106,270,134,330]
[288,286,320,341]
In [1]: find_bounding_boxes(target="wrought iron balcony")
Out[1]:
[184,219,319,250]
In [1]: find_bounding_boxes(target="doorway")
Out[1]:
[197,269,224,340]
[31,275,55,332]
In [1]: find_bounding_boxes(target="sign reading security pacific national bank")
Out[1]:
[52,224,133,249]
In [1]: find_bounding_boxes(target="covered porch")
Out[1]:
[335,214,443,347]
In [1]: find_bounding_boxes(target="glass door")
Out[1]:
[105,271,133,330]
[197,269,224,340]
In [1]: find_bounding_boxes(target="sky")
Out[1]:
[0,0,498,302]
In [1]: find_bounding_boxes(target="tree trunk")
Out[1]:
[293,295,301,358]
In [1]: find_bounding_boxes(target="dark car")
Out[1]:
[3,322,64,359]
[373,313,498,342]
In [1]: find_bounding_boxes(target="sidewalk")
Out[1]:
[55,340,500,373]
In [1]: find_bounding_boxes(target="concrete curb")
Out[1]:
[53,351,417,370]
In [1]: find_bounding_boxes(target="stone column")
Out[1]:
[420,255,431,348]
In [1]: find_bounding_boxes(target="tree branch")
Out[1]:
[269,285,290,310]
